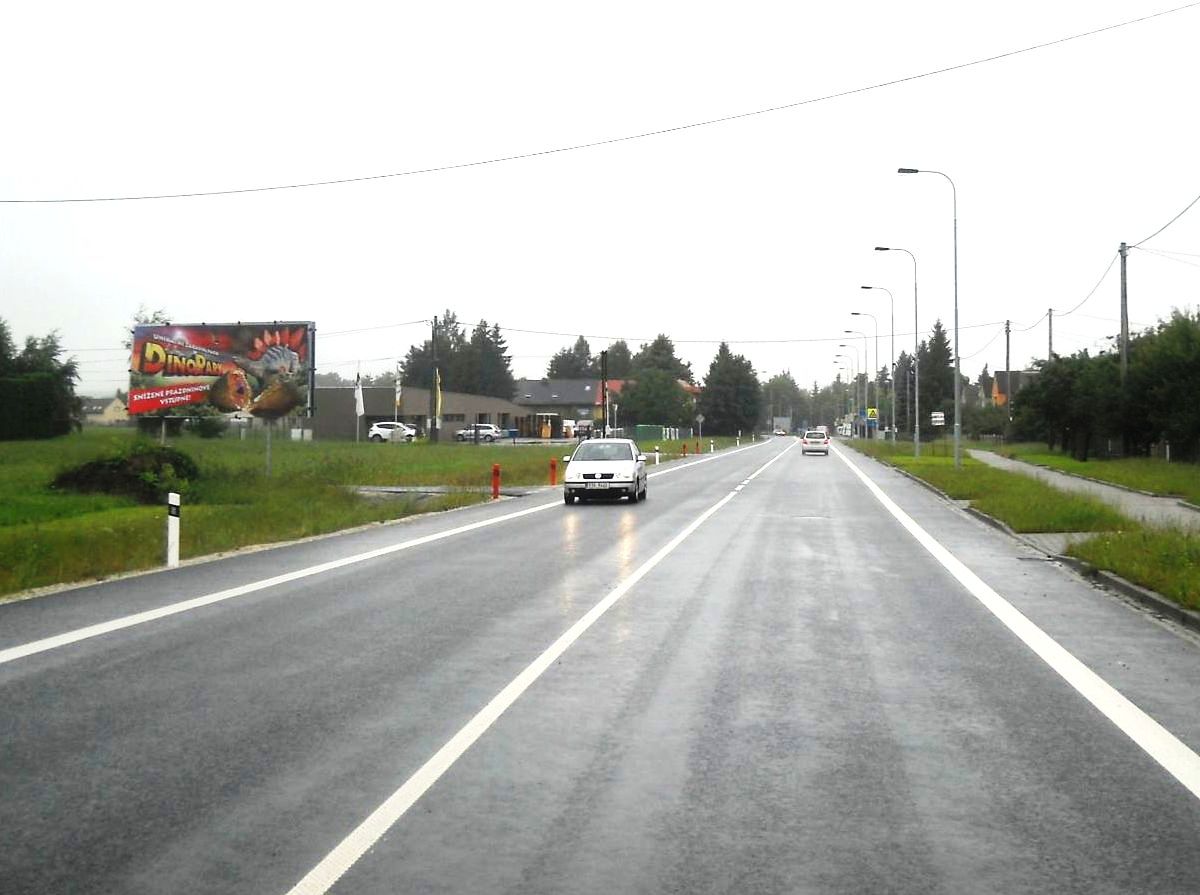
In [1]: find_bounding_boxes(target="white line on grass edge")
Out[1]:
[284,439,798,895]
[833,444,1200,800]
[0,439,773,667]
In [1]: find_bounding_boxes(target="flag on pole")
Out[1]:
[434,368,442,429]
[394,370,402,411]
[354,372,365,418]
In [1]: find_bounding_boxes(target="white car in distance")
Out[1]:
[563,438,647,504]
[801,430,830,455]
[368,421,416,442]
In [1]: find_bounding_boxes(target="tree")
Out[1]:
[618,368,693,428]
[697,342,761,435]
[0,320,82,440]
[977,364,994,409]
[918,320,955,435]
[604,340,634,378]
[632,334,693,382]
[763,372,806,428]
[546,336,597,378]
[400,311,515,399]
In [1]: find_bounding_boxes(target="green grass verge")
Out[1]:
[968,441,1200,505]
[1068,529,1200,612]
[0,429,746,598]
[846,440,1131,533]
[847,438,1200,613]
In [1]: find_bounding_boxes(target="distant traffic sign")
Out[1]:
[867,408,878,420]
[931,411,946,426]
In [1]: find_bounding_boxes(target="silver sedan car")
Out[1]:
[563,438,648,504]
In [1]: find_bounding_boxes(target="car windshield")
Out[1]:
[573,443,634,461]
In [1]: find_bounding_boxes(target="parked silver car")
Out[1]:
[456,423,505,442]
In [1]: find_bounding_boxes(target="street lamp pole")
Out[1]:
[838,343,861,436]
[899,167,961,467]
[834,360,852,428]
[844,330,870,438]
[875,246,919,456]
[860,286,894,439]
[851,312,878,436]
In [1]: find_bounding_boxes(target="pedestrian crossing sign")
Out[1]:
[867,408,878,420]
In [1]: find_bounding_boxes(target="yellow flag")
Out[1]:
[434,368,443,425]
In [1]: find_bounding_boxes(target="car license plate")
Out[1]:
[585,482,610,489]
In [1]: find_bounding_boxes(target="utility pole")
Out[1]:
[600,350,608,435]
[429,316,439,444]
[1119,241,1129,384]
[1004,319,1012,423]
[1048,308,1053,359]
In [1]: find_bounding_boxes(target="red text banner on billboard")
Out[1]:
[128,322,315,418]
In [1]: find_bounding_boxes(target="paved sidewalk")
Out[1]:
[968,450,1200,531]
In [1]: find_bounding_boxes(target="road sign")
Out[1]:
[931,411,945,426]
[867,408,878,420]
[696,413,705,423]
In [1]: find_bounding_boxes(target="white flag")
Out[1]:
[354,373,365,418]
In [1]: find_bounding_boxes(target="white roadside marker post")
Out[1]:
[710,440,714,453]
[166,492,180,568]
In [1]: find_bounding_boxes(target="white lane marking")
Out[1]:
[834,445,1200,800]
[646,438,769,480]
[286,441,796,895]
[0,501,561,667]
[1,439,784,667]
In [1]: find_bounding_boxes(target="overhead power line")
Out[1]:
[1056,253,1119,318]
[1132,245,1200,270]
[1131,188,1200,247]
[2,3,1197,204]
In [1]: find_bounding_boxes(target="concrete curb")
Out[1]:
[1179,500,1200,514]
[1053,554,1200,634]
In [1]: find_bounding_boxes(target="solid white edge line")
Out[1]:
[0,438,780,667]
[833,444,1200,800]
[0,501,560,666]
[286,439,798,895]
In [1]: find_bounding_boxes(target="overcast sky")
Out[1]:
[3,1,1198,398]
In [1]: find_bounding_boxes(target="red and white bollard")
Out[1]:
[492,464,501,500]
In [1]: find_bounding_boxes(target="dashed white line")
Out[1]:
[834,444,1200,801]
[285,440,797,894]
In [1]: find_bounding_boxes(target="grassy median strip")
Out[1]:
[846,441,1130,533]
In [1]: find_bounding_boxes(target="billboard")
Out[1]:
[128,322,315,418]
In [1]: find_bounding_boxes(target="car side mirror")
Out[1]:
[637,454,646,462]
[562,455,572,462]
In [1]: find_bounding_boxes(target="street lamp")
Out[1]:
[837,343,861,436]
[833,361,852,427]
[875,246,920,456]
[851,312,878,435]
[898,166,961,467]
[860,286,895,439]
[844,330,870,437]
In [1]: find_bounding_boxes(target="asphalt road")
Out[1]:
[4,438,1200,893]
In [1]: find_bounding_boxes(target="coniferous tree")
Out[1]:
[697,342,760,435]
[546,336,597,379]
[632,334,693,383]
